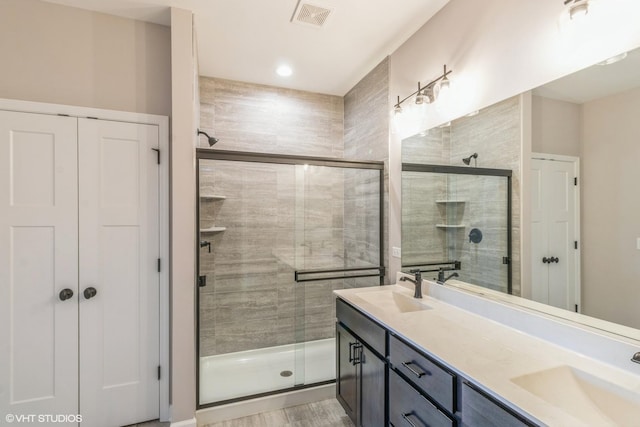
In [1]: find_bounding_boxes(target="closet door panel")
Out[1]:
[78,118,160,427]
[0,111,78,422]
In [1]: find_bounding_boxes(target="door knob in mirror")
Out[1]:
[59,288,74,301]
[83,287,97,299]
[542,257,550,264]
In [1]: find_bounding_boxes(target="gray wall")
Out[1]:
[0,0,171,116]
[581,87,640,329]
[532,95,581,157]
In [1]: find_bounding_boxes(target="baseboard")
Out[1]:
[170,417,197,427]
[195,383,335,426]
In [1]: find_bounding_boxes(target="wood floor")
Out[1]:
[203,399,354,427]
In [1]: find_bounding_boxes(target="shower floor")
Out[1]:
[199,338,336,405]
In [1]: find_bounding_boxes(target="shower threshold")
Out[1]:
[199,338,336,405]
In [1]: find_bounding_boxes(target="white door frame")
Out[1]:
[531,152,581,312]
[0,98,171,421]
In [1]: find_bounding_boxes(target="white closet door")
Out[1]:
[0,111,78,423]
[78,119,160,427]
[530,157,577,311]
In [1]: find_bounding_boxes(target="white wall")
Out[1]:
[531,95,582,157]
[388,0,640,282]
[0,0,171,116]
[170,8,197,425]
[581,86,640,329]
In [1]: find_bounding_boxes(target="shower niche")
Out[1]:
[196,149,383,407]
[402,163,512,293]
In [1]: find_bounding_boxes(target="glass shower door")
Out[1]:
[197,152,383,407]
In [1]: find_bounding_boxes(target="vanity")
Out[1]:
[334,276,640,426]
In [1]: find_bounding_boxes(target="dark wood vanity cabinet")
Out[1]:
[335,297,539,427]
[336,300,386,427]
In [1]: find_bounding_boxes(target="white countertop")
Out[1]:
[334,281,640,426]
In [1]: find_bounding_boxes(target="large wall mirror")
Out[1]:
[401,45,640,335]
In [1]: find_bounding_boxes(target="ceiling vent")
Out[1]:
[291,2,333,28]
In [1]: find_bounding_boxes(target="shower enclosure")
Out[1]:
[196,149,383,407]
[402,163,512,293]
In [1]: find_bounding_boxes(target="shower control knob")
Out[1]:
[83,287,97,299]
[59,288,74,301]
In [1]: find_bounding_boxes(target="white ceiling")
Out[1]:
[42,0,450,95]
[534,47,640,104]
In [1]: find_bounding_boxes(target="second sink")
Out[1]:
[511,365,640,426]
[355,289,432,313]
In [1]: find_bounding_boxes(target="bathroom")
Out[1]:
[1,0,640,426]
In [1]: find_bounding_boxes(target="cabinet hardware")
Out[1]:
[401,412,420,427]
[152,148,160,164]
[401,361,427,378]
[352,343,363,365]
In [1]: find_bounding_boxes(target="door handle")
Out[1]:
[352,343,363,365]
[59,288,74,301]
[401,361,427,378]
[83,287,97,299]
[401,413,422,427]
[551,256,559,263]
[542,257,550,264]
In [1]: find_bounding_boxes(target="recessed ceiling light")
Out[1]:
[597,52,628,66]
[276,65,293,77]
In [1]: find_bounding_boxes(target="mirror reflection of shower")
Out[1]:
[462,152,478,167]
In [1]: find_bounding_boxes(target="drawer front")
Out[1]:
[336,298,386,356]
[389,335,455,413]
[461,382,537,427]
[389,369,453,427]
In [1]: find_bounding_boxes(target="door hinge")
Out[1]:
[575,304,579,313]
[198,275,207,287]
[502,257,510,265]
[157,258,161,273]
[157,365,161,380]
[152,148,160,164]
[574,241,578,249]
[574,177,578,186]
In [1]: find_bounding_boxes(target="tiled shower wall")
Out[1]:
[344,57,390,286]
[198,70,389,357]
[402,96,522,295]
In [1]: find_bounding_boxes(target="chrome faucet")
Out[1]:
[400,269,422,299]
[437,268,459,285]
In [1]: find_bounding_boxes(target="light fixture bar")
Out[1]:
[394,65,452,110]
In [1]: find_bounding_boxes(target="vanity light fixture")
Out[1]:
[565,0,589,20]
[393,64,452,114]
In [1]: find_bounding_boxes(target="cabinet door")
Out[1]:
[462,382,536,427]
[336,323,358,424]
[78,119,160,427]
[0,111,79,424]
[360,345,385,427]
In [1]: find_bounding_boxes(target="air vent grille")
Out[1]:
[292,2,332,28]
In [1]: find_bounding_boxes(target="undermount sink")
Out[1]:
[355,290,432,313]
[511,365,640,426]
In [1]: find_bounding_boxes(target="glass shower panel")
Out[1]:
[402,169,509,293]
[197,155,382,407]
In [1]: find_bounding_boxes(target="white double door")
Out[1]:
[0,111,160,426]
[530,155,579,311]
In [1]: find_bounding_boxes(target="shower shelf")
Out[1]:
[200,194,226,201]
[435,200,466,204]
[200,226,226,233]
[436,224,466,229]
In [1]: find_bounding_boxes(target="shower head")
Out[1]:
[197,129,219,147]
[462,153,478,165]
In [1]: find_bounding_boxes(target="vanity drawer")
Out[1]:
[461,382,537,427]
[389,335,455,413]
[389,369,453,427]
[336,298,386,356]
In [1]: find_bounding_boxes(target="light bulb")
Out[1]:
[415,91,425,105]
[394,104,403,114]
[569,1,589,20]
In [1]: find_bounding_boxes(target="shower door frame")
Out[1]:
[195,148,384,409]
[401,163,513,293]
